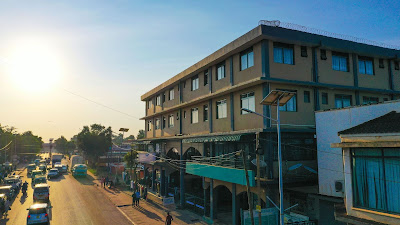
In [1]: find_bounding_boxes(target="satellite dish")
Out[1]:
[288,164,302,171]
[303,166,317,174]
[251,159,267,167]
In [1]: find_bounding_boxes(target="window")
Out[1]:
[273,43,294,65]
[335,95,352,108]
[352,148,400,214]
[191,75,199,91]
[204,70,209,86]
[191,108,199,124]
[320,49,327,60]
[322,93,328,105]
[383,98,389,102]
[217,63,225,80]
[359,57,374,75]
[332,52,349,72]
[183,80,186,88]
[304,91,310,103]
[147,120,152,131]
[168,115,174,127]
[183,111,186,119]
[240,92,255,114]
[162,117,166,129]
[156,95,161,106]
[279,91,297,112]
[155,119,160,130]
[363,96,379,104]
[169,88,174,100]
[301,46,308,57]
[162,93,166,103]
[395,61,399,70]
[241,48,254,70]
[216,99,227,119]
[203,105,208,121]
[379,59,384,68]
[147,100,153,109]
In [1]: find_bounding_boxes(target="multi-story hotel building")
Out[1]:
[138,21,400,224]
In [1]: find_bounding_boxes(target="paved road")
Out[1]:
[2,159,132,225]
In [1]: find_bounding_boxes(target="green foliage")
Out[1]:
[137,129,145,139]
[55,136,75,155]
[123,150,138,169]
[77,124,112,166]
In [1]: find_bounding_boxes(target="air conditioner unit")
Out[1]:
[335,180,344,192]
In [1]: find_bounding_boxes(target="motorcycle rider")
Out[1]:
[22,181,28,194]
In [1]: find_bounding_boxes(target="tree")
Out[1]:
[124,135,135,141]
[123,150,138,181]
[77,124,112,167]
[137,130,145,139]
[55,136,75,155]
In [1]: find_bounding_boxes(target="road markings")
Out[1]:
[116,207,137,225]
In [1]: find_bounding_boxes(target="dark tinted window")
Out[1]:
[29,208,46,214]
[34,187,49,193]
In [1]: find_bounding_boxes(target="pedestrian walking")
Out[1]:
[135,191,140,206]
[130,180,134,191]
[165,212,173,225]
[100,177,104,188]
[143,187,148,200]
[105,176,109,187]
[131,192,136,207]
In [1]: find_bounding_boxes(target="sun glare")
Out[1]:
[6,39,63,92]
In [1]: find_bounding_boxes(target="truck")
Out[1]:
[72,164,87,177]
[51,154,63,165]
[69,155,84,171]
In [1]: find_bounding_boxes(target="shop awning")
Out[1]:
[182,134,243,143]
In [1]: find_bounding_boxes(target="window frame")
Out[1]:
[156,95,161,106]
[147,120,152,131]
[320,49,327,60]
[301,46,308,57]
[240,47,254,70]
[204,70,209,86]
[379,59,384,69]
[191,108,199,124]
[362,96,379,104]
[216,99,227,119]
[216,63,226,80]
[332,52,349,72]
[203,105,208,121]
[168,115,174,128]
[162,116,166,129]
[169,88,175,101]
[322,93,328,105]
[358,56,374,75]
[155,118,160,130]
[335,94,352,108]
[147,100,153,109]
[273,43,294,65]
[191,75,199,91]
[240,92,255,114]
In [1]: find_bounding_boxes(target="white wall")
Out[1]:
[315,100,400,197]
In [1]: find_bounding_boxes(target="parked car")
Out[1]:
[27,164,37,176]
[47,169,59,179]
[0,185,15,200]
[26,203,50,225]
[32,176,47,186]
[4,176,22,191]
[31,170,43,180]
[33,184,50,203]
[38,164,46,173]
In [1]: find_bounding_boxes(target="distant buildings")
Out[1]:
[138,21,400,224]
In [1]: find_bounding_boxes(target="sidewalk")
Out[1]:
[89,172,208,225]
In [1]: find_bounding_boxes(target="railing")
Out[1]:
[184,193,207,215]
[286,221,318,225]
[191,155,245,169]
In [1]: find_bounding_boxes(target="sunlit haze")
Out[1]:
[0,0,398,141]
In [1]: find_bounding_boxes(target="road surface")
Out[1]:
[2,158,132,225]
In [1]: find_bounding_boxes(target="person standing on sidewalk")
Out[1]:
[135,190,140,206]
[131,192,136,207]
[165,212,173,225]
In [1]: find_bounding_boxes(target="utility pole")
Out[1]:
[256,132,262,225]
[242,150,255,225]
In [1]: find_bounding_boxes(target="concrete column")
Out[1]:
[232,183,237,225]
[210,179,214,221]
[180,140,185,206]
[160,168,165,196]
[152,166,156,192]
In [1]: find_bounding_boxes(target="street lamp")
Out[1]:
[242,90,295,225]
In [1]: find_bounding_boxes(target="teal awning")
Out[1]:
[182,134,243,143]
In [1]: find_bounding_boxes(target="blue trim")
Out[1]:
[209,67,212,93]
[180,140,185,206]
[209,99,213,133]
[260,77,400,94]
[230,56,234,85]
[262,83,270,128]
[230,93,234,131]
[389,60,394,90]
[314,88,320,111]
[355,91,360,105]
[261,40,270,78]
[352,54,359,87]
[260,25,400,58]
[312,47,319,83]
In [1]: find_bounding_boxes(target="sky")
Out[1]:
[0,0,399,142]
